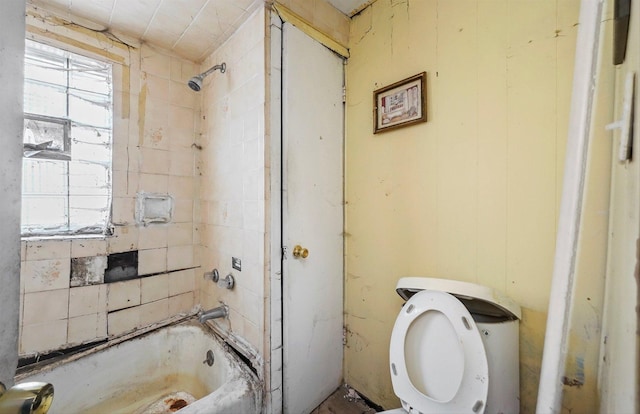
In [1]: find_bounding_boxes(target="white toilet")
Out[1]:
[383,277,521,414]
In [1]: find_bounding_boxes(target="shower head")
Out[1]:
[188,62,226,92]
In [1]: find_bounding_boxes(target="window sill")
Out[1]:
[21,233,108,242]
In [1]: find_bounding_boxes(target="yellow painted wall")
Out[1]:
[344,1,614,411]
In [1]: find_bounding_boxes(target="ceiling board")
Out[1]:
[27,0,371,62]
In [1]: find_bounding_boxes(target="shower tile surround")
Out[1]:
[19,8,199,355]
[18,3,350,412]
[18,4,278,361]
[196,7,268,361]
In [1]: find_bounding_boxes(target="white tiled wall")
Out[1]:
[19,10,199,356]
[197,7,267,359]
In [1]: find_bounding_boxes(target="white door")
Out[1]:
[282,24,344,414]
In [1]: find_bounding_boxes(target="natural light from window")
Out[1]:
[22,39,113,237]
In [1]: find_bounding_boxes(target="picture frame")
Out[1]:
[373,72,427,134]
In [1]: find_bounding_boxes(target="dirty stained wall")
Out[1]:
[344,1,614,411]
[18,6,200,356]
[196,4,350,411]
[196,4,268,370]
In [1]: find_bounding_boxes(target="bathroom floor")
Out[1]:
[311,386,379,414]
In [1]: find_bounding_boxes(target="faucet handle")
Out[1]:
[204,269,219,283]
[218,273,235,290]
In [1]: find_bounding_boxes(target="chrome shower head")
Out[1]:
[188,62,226,92]
[188,76,204,92]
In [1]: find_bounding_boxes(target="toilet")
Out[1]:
[383,277,521,414]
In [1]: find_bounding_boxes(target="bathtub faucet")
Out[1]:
[198,304,229,323]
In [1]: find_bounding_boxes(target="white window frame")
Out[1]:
[22,39,114,238]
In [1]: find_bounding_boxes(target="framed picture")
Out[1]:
[373,72,427,134]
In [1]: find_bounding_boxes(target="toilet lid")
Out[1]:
[389,290,489,414]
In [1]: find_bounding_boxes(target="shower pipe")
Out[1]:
[536,1,604,413]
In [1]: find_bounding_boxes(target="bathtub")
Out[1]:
[15,319,262,413]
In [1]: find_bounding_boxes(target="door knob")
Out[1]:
[292,245,309,259]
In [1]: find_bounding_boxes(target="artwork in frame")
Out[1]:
[373,72,427,134]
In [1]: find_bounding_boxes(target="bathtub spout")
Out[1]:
[198,305,229,323]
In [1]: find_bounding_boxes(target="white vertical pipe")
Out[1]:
[536,1,603,413]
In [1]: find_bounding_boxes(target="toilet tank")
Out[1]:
[396,277,521,414]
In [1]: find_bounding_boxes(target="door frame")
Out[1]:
[267,11,347,414]
[267,11,284,414]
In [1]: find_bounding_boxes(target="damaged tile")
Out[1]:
[104,251,139,283]
[70,256,107,287]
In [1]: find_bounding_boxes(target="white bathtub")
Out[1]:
[15,320,262,414]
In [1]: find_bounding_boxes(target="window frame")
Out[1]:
[22,39,114,239]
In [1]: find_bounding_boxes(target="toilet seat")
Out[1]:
[389,290,489,413]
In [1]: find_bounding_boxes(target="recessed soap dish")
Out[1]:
[136,192,173,225]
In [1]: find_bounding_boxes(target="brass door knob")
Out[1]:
[292,245,309,259]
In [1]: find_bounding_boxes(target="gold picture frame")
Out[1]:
[373,72,427,134]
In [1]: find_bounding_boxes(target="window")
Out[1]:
[22,40,113,237]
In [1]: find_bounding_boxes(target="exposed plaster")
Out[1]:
[26,25,125,65]
[26,7,135,52]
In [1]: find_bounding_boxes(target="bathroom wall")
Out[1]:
[197,5,267,361]
[18,7,200,356]
[0,0,26,387]
[344,1,614,411]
